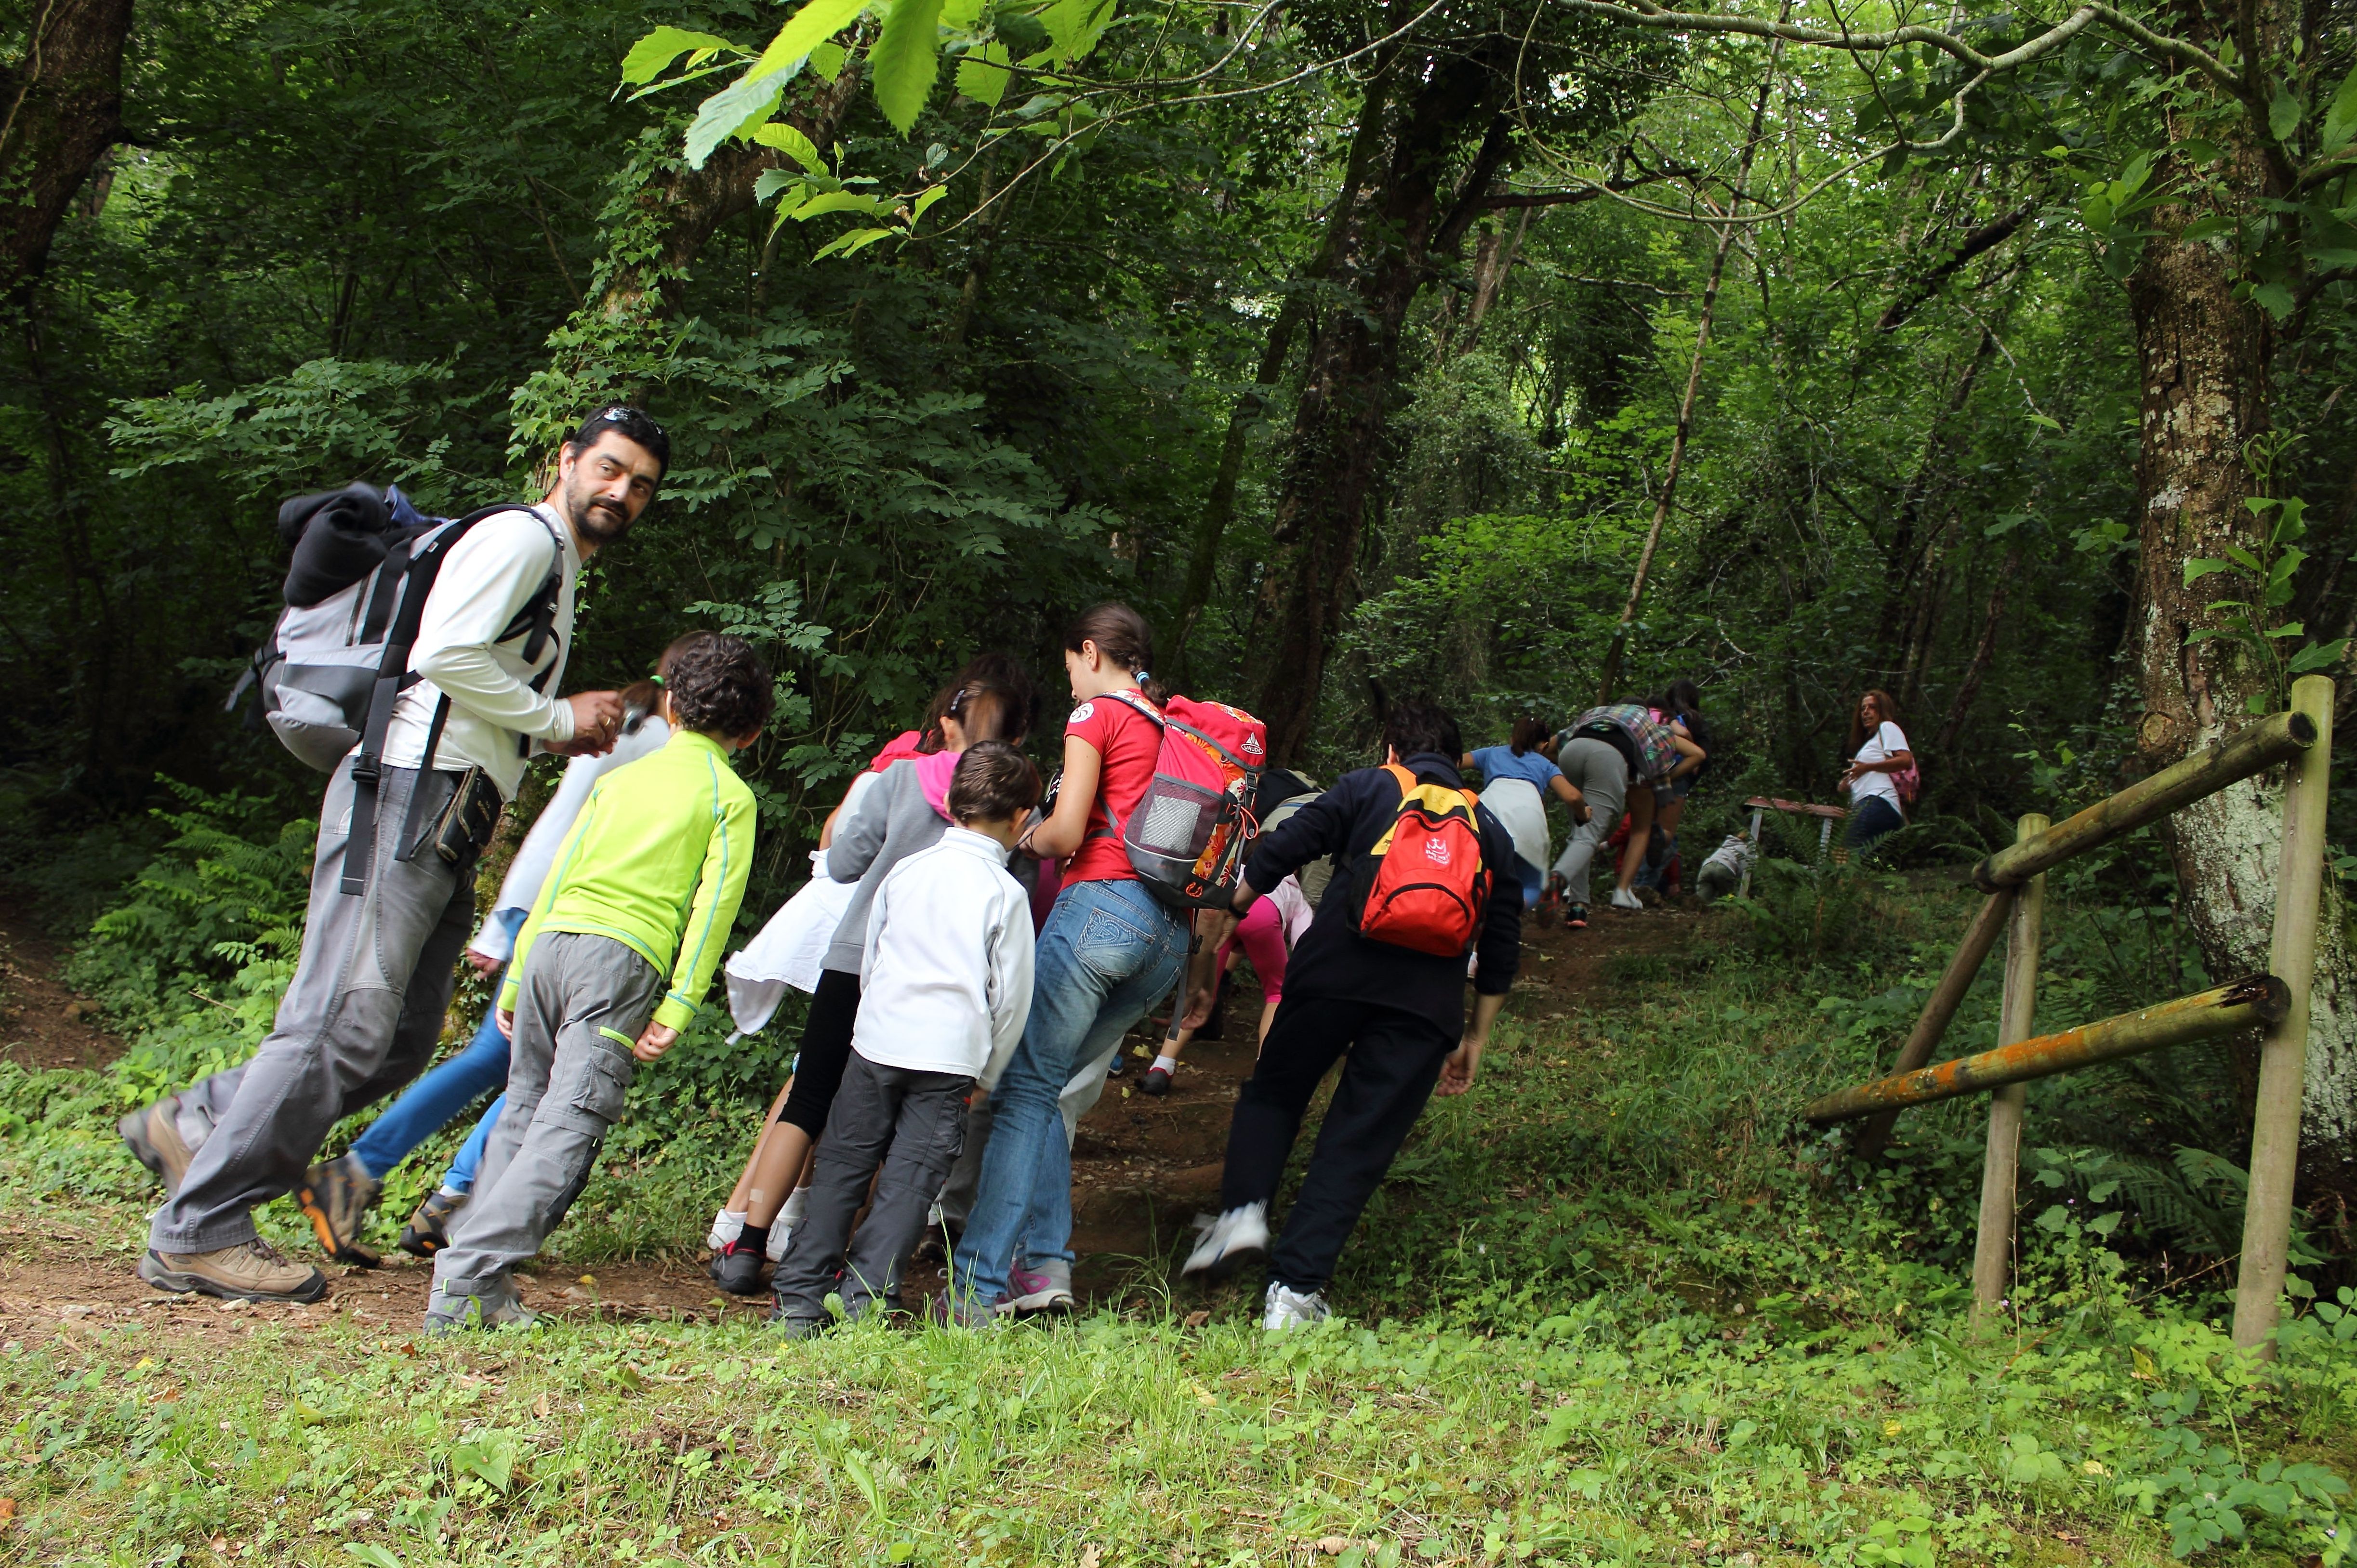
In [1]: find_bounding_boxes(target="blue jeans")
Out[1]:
[950,878,1187,1305]
[443,1095,503,1193]
[1845,796,1905,857]
[345,909,524,1181]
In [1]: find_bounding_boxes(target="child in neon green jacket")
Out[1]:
[426,632,770,1332]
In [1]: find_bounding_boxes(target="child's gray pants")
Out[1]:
[771,1053,971,1322]
[149,760,474,1254]
[1549,738,1631,902]
[431,932,662,1305]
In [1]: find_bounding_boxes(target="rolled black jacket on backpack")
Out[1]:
[1242,751,1522,1037]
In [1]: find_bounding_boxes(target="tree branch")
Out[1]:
[1876,202,2033,330]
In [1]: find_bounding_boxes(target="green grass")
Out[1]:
[2,880,2354,1566]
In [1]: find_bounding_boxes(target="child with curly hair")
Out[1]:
[424,631,772,1331]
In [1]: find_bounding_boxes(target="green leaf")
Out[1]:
[754,121,828,174]
[344,1548,404,1568]
[2224,543,2265,573]
[751,0,873,87]
[811,226,901,261]
[1042,0,1114,62]
[2269,79,2304,143]
[2251,280,2297,319]
[2180,213,2235,242]
[809,39,850,79]
[941,0,985,27]
[2290,638,2349,672]
[2175,137,2225,164]
[956,39,1012,106]
[2272,494,2309,543]
[2268,621,2307,638]
[992,8,1050,51]
[753,169,808,205]
[686,70,788,168]
[790,190,890,220]
[2325,63,2357,151]
[912,184,949,221]
[2025,413,2062,431]
[622,26,740,85]
[2184,558,2235,584]
[871,0,948,134]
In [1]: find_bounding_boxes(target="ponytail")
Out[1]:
[1064,602,1156,694]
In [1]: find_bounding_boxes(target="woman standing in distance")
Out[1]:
[940,604,1192,1323]
[1841,689,1912,857]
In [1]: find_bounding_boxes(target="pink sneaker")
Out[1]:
[1005,1262,1075,1317]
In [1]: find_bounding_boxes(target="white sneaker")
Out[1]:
[707,1208,745,1252]
[1262,1280,1330,1331]
[765,1223,794,1263]
[1610,887,1644,911]
[1180,1202,1270,1278]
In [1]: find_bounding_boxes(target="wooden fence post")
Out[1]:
[1737,804,1765,900]
[2232,675,2334,1356]
[1973,812,2048,1331]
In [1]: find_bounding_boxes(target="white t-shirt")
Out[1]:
[380,504,580,797]
[1849,721,1909,809]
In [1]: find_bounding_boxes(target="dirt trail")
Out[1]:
[0,901,123,1072]
[0,897,1721,1336]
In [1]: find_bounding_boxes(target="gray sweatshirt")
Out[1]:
[822,759,952,975]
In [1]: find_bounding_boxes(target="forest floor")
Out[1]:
[7,881,2350,1567]
[0,895,1709,1339]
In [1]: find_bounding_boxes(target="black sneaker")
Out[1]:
[398,1189,467,1258]
[1139,1065,1172,1096]
[1566,905,1589,930]
[713,1240,767,1296]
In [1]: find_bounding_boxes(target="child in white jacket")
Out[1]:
[768,742,1040,1334]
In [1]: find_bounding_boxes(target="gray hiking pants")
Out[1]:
[151,760,476,1253]
[1549,738,1630,905]
[771,1054,971,1322]
[430,932,662,1304]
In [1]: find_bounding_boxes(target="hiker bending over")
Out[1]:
[424,631,768,1332]
[1183,698,1522,1331]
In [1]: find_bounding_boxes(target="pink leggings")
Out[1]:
[1219,897,1288,1002]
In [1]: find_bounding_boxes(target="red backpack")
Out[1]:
[1101,690,1268,909]
[1351,764,1494,957]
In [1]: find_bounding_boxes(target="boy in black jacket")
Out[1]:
[1181,699,1522,1328]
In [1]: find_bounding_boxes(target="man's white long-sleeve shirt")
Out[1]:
[379,503,580,798]
[854,826,1034,1089]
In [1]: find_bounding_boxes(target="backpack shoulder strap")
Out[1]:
[1101,688,1163,728]
[340,502,534,896]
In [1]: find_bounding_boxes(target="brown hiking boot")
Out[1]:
[297,1152,383,1265]
[119,1098,194,1196]
[140,1239,327,1303]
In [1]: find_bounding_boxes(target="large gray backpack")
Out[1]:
[229,484,561,773]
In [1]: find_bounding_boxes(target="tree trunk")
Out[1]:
[2130,163,2357,1198]
[1593,42,1780,704]
[1168,58,1398,684]
[1933,546,2017,756]
[1249,64,1514,761]
[0,0,134,298]
[515,67,866,450]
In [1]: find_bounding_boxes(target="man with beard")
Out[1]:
[120,407,669,1303]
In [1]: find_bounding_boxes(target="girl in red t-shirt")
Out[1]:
[940,603,1193,1323]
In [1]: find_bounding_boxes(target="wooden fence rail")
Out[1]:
[1812,676,2333,1356]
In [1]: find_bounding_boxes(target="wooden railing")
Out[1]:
[1800,676,2334,1355]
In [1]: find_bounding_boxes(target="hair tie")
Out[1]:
[650,675,665,687]
[1132,669,1152,685]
